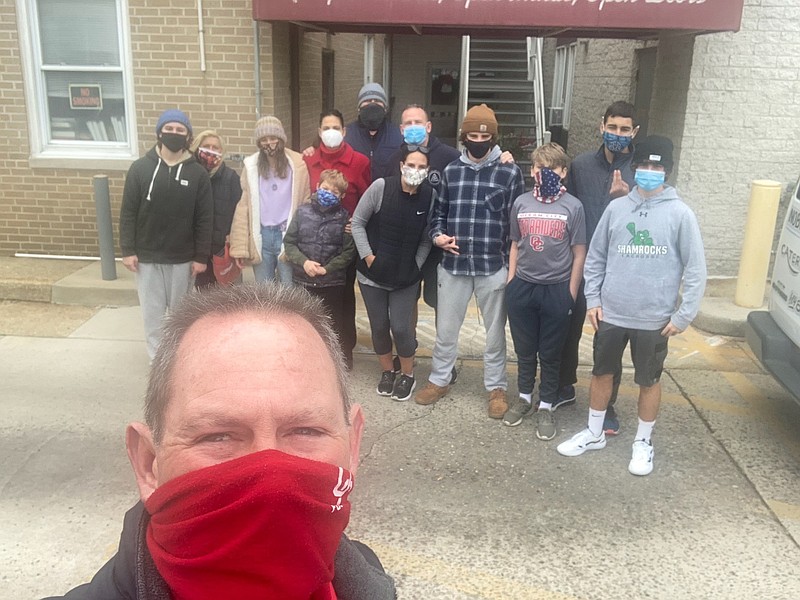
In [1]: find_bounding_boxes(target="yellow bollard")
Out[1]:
[735,179,783,308]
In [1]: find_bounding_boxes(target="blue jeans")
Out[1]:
[253,225,293,284]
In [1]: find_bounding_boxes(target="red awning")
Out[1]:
[254,0,745,39]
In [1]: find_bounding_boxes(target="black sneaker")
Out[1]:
[391,374,416,401]
[377,370,396,396]
[604,404,621,436]
[449,366,459,385]
[552,385,577,410]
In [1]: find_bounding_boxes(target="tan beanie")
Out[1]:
[460,104,498,137]
[254,116,287,144]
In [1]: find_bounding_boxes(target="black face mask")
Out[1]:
[463,139,493,160]
[358,103,386,131]
[160,133,187,153]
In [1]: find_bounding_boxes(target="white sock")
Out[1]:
[539,401,552,411]
[636,418,655,443]
[588,409,606,437]
[519,392,532,403]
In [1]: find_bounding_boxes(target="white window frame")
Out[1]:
[16,0,137,169]
[549,42,576,130]
[363,35,375,84]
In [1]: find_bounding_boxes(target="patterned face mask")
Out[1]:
[196,147,222,171]
[532,167,566,203]
[603,131,633,154]
[401,166,428,187]
[316,188,341,207]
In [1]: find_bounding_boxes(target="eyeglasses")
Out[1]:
[404,144,430,154]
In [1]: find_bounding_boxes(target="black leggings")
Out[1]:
[359,281,420,357]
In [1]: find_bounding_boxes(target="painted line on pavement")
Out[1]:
[723,371,800,464]
[767,499,800,522]
[363,540,583,600]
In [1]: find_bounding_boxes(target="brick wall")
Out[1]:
[0,1,369,257]
[665,0,800,275]
[647,36,695,185]
[567,38,642,156]
[0,0,127,256]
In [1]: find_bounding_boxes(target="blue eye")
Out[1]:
[293,428,324,437]
[199,433,231,443]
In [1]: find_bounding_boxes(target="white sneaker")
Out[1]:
[556,428,607,457]
[628,439,654,476]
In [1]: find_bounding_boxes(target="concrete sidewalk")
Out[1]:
[0,255,764,342]
[2,302,799,599]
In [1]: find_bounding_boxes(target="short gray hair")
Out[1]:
[145,283,351,443]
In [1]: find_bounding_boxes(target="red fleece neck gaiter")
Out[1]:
[144,449,354,600]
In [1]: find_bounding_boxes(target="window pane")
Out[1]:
[45,71,127,142]
[38,0,120,66]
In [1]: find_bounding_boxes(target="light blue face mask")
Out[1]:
[403,124,427,145]
[635,169,666,192]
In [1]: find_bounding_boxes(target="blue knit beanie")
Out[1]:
[155,109,192,135]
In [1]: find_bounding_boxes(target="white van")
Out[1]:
[747,176,800,403]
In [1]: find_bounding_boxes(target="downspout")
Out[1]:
[289,24,301,147]
[254,20,262,118]
[196,0,206,72]
[457,35,470,147]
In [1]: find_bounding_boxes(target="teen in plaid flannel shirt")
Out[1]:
[414,104,524,418]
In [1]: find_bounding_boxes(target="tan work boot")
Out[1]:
[415,382,449,406]
[488,388,508,419]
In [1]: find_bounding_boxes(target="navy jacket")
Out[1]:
[564,144,636,243]
[344,120,403,183]
[374,135,460,193]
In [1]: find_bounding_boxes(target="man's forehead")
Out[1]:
[179,312,326,359]
[402,108,427,123]
[605,116,634,128]
[162,121,187,130]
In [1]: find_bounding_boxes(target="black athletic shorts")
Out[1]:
[592,321,668,387]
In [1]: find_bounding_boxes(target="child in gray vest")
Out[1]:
[283,169,356,367]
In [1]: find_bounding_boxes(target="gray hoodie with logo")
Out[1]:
[584,185,707,331]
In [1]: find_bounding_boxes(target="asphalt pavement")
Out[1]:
[2,286,799,599]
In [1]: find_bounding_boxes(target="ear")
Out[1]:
[599,119,606,133]
[346,404,365,476]
[425,121,432,133]
[126,422,159,503]
[341,126,347,137]
[631,125,640,138]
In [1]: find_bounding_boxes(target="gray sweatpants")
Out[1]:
[429,265,508,390]
[137,262,193,359]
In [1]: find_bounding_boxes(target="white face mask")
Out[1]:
[320,129,344,149]
[402,166,428,187]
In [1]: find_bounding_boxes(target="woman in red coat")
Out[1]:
[303,109,373,370]
[304,109,371,216]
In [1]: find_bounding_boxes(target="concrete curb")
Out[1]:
[0,257,763,338]
[51,261,138,307]
[694,296,762,338]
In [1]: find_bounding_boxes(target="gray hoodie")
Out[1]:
[584,185,707,331]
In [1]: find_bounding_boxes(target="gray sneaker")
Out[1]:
[502,398,533,427]
[535,409,556,441]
